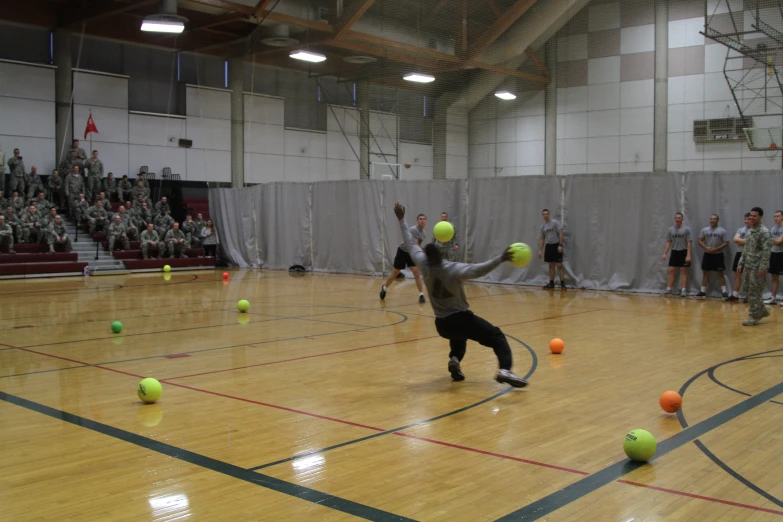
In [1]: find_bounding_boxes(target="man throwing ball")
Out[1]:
[393,202,528,388]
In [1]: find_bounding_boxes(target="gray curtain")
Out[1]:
[209,171,779,293]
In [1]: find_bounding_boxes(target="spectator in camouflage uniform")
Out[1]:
[10,192,25,216]
[154,209,174,240]
[102,172,119,202]
[0,215,15,254]
[430,211,459,261]
[154,196,170,217]
[65,165,85,212]
[738,207,773,326]
[107,214,129,254]
[32,192,53,215]
[72,193,89,224]
[165,222,187,258]
[48,170,64,208]
[85,150,103,202]
[7,149,25,196]
[47,215,71,253]
[181,214,199,248]
[86,200,107,234]
[3,206,20,242]
[118,175,133,203]
[141,223,162,259]
[25,166,45,200]
[0,143,6,197]
[41,207,58,233]
[20,205,42,243]
[131,180,151,207]
[115,205,138,240]
[69,140,87,165]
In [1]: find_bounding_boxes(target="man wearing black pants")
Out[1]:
[538,209,565,290]
[394,202,528,388]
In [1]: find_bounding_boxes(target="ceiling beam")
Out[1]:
[325,39,447,70]
[343,31,461,63]
[58,0,159,27]
[465,0,537,62]
[485,0,503,17]
[188,12,247,32]
[465,59,549,84]
[183,0,255,15]
[333,0,375,40]
[524,48,550,79]
[254,0,274,16]
[262,11,333,32]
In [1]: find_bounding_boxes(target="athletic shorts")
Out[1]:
[393,247,415,270]
[701,252,725,272]
[769,252,783,275]
[732,252,743,273]
[544,243,563,263]
[669,249,691,268]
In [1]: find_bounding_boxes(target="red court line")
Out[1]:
[165,310,602,381]
[4,341,781,515]
[617,480,783,516]
[393,433,590,476]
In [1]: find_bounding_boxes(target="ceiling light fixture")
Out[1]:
[141,0,187,34]
[403,72,435,83]
[290,50,327,63]
[494,90,517,100]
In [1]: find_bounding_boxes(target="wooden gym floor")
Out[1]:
[1,269,782,521]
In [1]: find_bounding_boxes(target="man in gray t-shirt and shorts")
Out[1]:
[730,213,751,301]
[696,214,729,299]
[765,210,783,305]
[380,212,428,303]
[538,209,566,290]
[661,212,692,297]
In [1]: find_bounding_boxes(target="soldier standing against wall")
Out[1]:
[738,207,772,326]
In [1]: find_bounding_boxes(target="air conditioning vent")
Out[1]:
[693,117,753,142]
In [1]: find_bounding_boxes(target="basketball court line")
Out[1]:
[495,379,783,520]
[0,391,413,522]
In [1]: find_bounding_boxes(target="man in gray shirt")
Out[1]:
[730,213,751,301]
[379,212,427,304]
[661,212,692,297]
[394,202,527,388]
[696,214,729,299]
[766,210,783,305]
[538,209,565,290]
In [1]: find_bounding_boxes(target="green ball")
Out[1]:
[137,377,162,403]
[623,429,657,462]
[237,299,250,313]
[111,321,123,334]
[433,221,455,242]
[163,265,171,273]
[509,242,532,267]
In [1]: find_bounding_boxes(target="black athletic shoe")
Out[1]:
[379,285,386,300]
[542,282,555,290]
[418,294,426,304]
[722,292,729,301]
[560,282,567,291]
[448,357,465,382]
[496,369,528,388]
[728,295,739,302]
[696,291,707,298]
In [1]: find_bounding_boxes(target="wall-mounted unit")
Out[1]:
[693,117,753,143]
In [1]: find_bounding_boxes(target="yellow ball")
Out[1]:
[163,265,171,273]
[163,273,171,281]
[137,378,162,403]
[433,221,455,242]
[509,243,532,267]
[623,429,657,462]
[237,299,250,313]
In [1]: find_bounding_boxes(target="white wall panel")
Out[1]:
[73,71,128,109]
[327,132,360,161]
[244,94,284,125]
[0,98,54,139]
[186,116,230,151]
[129,113,186,147]
[90,142,129,178]
[244,122,284,155]
[245,152,285,184]
[186,86,230,119]
[327,159,359,180]
[327,106,359,134]
[186,149,230,182]
[0,62,55,101]
[399,142,433,168]
[284,130,327,159]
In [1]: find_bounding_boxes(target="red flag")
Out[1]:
[84,112,99,139]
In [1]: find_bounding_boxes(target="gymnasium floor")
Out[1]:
[1,269,782,521]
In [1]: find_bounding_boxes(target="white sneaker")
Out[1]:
[764,298,777,305]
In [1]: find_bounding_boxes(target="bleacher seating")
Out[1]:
[183,197,210,220]
[0,246,87,276]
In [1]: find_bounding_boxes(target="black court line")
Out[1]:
[686,351,783,509]
[0,309,409,380]
[494,379,783,521]
[248,334,537,471]
[0,391,414,522]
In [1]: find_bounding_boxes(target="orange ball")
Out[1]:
[659,390,682,413]
[222,272,229,280]
[549,338,565,354]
